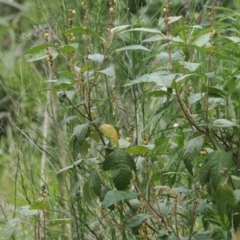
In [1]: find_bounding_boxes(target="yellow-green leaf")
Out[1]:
[100,124,119,148]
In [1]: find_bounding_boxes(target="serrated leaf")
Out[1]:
[102,190,138,208]
[213,184,235,222]
[103,150,136,190]
[99,67,115,77]
[89,170,102,197]
[125,145,155,155]
[114,45,150,52]
[188,93,205,105]
[100,124,119,148]
[199,169,211,187]
[1,218,19,239]
[30,202,49,210]
[65,27,99,38]
[129,214,152,227]
[88,54,104,63]
[182,136,204,175]
[213,119,236,128]
[207,151,232,189]
[48,218,73,227]
[103,149,136,172]
[72,123,89,144]
[112,167,132,190]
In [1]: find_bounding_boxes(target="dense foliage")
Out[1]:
[1,0,240,239]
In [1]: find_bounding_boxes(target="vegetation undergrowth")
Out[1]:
[1,0,240,239]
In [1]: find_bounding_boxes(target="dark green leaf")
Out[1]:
[89,170,102,197]
[213,184,235,222]
[207,151,233,189]
[103,149,136,172]
[72,123,89,144]
[112,167,132,190]
[182,136,204,175]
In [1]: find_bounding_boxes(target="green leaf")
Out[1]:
[188,93,205,105]
[158,51,183,61]
[193,33,211,47]
[102,190,138,208]
[48,218,73,227]
[1,218,19,239]
[182,136,204,175]
[125,145,155,155]
[114,45,150,52]
[103,149,136,190]
[89,170,102,197]
[103,149,136,172]
[99,67,115,77]
[181,62,201,72]
[124,27,162,34]
[213,184,235,222]
[124,71,176,87]
[27,47,58,62]
[59,45,76,54]
[24,44,55,54]
[224,36,240,43]
[143,35,164,42]
[30,202,49,210]
[72,123,89,144]
[17,205,39,216]
[88,54,104,63]
[234,189,240,204]
[65,27,99,38]
[213,119,237,128]
[112,167,132,190]
[62,115,78,124]
[129,214,152,227]
[70,179,81,196]
[111,25,130,33]
[207,151,233,189]
[83,181,97,206]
